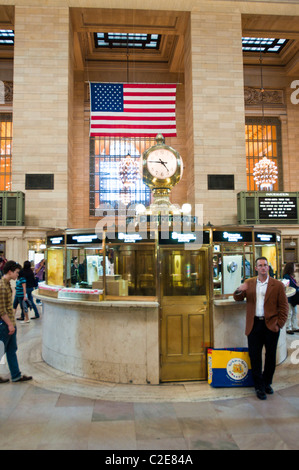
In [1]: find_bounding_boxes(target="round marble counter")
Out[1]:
[35,293,160,385]
[213,298,287,365]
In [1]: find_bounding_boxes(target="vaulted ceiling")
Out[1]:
[1,6,299,75]
[70,8,189,75]
[242,14,299,73]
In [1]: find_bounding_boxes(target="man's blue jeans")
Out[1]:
[0,321,21,381]
[27,288,40,318]
[13,295,25,320]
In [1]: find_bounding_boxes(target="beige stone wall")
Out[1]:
[11,6,70,228]
[187,8,247,225]
[69,77,90,228]
[184,14,195,207]
[285,81,299,193]
[68,16,75,227]
[2,0,299,232]
[70,75,188,229]
[4,0,299,16]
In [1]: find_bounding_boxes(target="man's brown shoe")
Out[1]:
[265,385,274,395]
[13,375,32,383]
[0,376,9,384]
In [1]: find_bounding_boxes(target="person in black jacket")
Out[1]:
[283,262,299,335]
[20,261,40,319]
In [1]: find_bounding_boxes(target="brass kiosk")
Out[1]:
[39,132,284,384]
[41,225,284,384]
[158,230,211,382]
[44,225,211,383]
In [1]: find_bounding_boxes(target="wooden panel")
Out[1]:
[160,298,210,380]
[188,313,204,355]
[242,14,299,39]
[166,314,183,356]
[0,6,14,28]
[71,8,189,34]
[70,8,189,73]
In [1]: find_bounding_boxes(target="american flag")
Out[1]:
[89,83,177,138]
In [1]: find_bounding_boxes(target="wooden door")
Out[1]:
[159,247,211,381]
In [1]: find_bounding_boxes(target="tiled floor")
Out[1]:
[1,308,299,450]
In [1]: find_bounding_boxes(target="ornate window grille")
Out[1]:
[90,136,154,215]
[0,30,14,45]
[242,37,287,53]
[0,113,12,191]
[94,33,161,50]
[245,117,282,191]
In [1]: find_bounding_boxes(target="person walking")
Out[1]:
[283,262,299,335]
[0,260,32,383]
[21,261,40,319]
[0,252,7,278]
[34,258,45,283]
[13,267,30,323]
[234,257,289,400]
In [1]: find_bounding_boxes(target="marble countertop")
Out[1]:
[213,297,245,307]
[34,291,159,308]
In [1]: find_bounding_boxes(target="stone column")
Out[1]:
[184,7,246,225]
[285,80,299,192]
[12,5,71,228]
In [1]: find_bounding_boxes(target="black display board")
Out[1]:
[259,196,297,220]
[237,191,299,225]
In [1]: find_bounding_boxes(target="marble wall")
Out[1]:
[213,299,287,365]
[40,296,160,385]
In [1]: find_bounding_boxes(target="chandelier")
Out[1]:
[119,153,139,206]
[252,49,278,192]
[253,155,278,191]
[119,153,139,187]
[119,187,132,206]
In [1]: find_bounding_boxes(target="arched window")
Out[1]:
[89,136,154,215]
[0,113,12,191]
[245,117,282,191]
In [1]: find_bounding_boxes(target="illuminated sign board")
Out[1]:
[259,195,297,220]
[136,214,198,225]
[171,232,197,243]
[47,236,64,246]
[66,234,100,245]
[212,231,252,243]
[237,191,299,225]
[159,231,205,245]
[254,233,277,243]
[117,232,144,243]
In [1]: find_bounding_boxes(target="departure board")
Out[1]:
[259,195,297,220]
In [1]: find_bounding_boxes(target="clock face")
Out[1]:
[147,149,178,179]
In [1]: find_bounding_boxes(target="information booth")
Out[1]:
[211,227,287,366]
[211,227,281,297]
[38,225,286,384]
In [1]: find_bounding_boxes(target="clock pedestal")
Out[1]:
[151,188,171,207]
[142,133,183,216]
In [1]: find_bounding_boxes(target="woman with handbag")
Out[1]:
[283,262,299,335]
[21,261,40,319]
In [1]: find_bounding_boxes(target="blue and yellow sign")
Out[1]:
[208,348,254,388]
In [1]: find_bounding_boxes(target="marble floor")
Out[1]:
[1,307,299,450]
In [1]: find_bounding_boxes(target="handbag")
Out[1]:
[0,320,8,352]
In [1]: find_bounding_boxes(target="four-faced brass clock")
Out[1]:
[142,134,183,197]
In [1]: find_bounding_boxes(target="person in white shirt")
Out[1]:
[234,257,288,400]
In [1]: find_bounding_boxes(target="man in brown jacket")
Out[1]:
[234,257,289,400]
